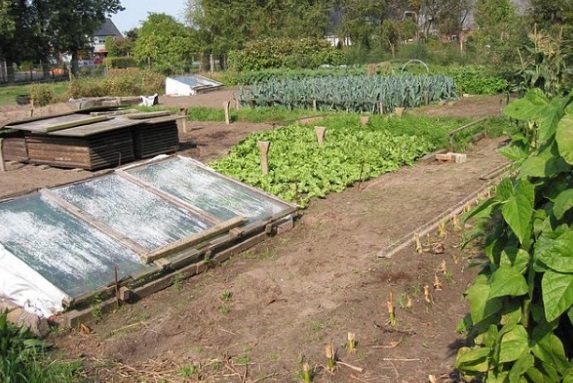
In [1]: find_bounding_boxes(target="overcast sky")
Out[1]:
[112,0,187,33]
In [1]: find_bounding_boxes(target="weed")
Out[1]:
[219,304,231,314]
[312,321,324,332]
[172,273,184,292]
[235,353,250,365]
[91,295,103,321]
[397,292,409,309]
[178,364,196,378]
[410,283,422,297]
[220,290,232,302]
[444,270,455,283]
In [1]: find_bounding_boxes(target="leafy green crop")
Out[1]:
[456,89,573,382]
[239,74,457,114]
[211,118,449,206]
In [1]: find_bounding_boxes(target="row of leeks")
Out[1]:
[238,74,458,113]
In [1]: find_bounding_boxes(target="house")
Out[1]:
[92,18,123,56]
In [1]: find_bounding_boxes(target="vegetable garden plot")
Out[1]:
[0,156,297,318]
[238,74,457,113]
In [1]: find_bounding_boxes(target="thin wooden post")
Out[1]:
[314,126,326,145]
[312,99,317,111]
[394,107,405,118]
[0,139,5,172]
[257,141,270,175]
[224,101,231,125]
[360,116,369,125]
[182,107,189,133]
[378,102,384,114]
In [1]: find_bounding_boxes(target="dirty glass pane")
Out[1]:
[127,157,292,223]
[0,194,147,298]
[52,174,212,251]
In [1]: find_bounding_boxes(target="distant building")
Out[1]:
[92,18,123,56]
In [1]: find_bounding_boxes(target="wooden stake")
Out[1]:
[312,99,317,111]
[378,102,384,114]
[387,291,396,326]
[347,332,356,354]
[360,116,369,125]
[258,141,270,174]
[224,101,231,125]
[395,107,405,118]
[0,139,5,172]
[182,108,189,133]
[314,126,326,145]
[325,343,336,371]
[424,285,431,303]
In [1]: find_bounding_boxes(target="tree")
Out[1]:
[105,36,134,57]
[132,13,197,74]
[0,0,14,36]
[46,0,124,76]
[379,19,400,56]
[338,0,386,49]
[530,0,573,27]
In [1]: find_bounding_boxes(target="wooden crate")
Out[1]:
[26,129,134,170]
[132,120,179,159]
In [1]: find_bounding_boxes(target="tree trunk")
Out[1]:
[42,60,50,79]
[6,60,15,83]
[71,51,79,78]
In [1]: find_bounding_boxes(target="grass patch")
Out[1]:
[187,106,329,124]
[0,82,68,107]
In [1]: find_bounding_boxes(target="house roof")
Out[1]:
[94,18,123,38]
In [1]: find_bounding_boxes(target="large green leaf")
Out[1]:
[499,247,530,274]
[498,324,528,363]
[531,332,570,374]
[456,347,491,372]
[499,144,528,162]
[501,180,534,244]
[536,230,573,273]
[519,140,571,179]
[496,178,514,202]
[536,96,569,141]
[542,270,573,322]
[489,266,529,299]
[556,113,573,165]
[509,353,534,383]
[504,89,548,121]
[467,282,502,324]
[553,189,573,219]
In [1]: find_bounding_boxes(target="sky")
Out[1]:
[111,0,187,34]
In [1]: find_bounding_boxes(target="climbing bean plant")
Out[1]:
[456,88,573,382]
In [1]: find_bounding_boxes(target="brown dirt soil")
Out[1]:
[1,90,508,382]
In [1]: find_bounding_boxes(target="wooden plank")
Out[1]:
[49,118,143,137]
[0,139,5,172]
[132,261,198,300]
[116,169,222,224]
[7,114,109,134]
[126,111,172,120]
[43,116,112,133]
[142,216,247,263]
[39,188,148,255]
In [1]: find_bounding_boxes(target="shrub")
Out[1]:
[456,89,573,382]
[104,56,138,69]
[0,311,81,381]
[68,70,165,98]
[228,37,346,71]
[29,84,55,107]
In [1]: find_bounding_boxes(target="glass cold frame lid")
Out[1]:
[0,194,148,298]
[127,157,292,224]
[51,174,213,251]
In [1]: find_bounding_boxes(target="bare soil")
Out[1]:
[0,90,508,382]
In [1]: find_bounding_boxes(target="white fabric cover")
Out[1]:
[0,244,69,317]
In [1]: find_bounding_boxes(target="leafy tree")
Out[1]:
[530,0,573,27]
[105,36,134,57]
[379,19,400,56]
[0,0,14,36]
[338,0,386,49]
[45,0,124,76]
[132,13,197,74]
[0,0,36,82]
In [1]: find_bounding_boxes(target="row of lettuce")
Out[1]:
[211,115,513,207]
